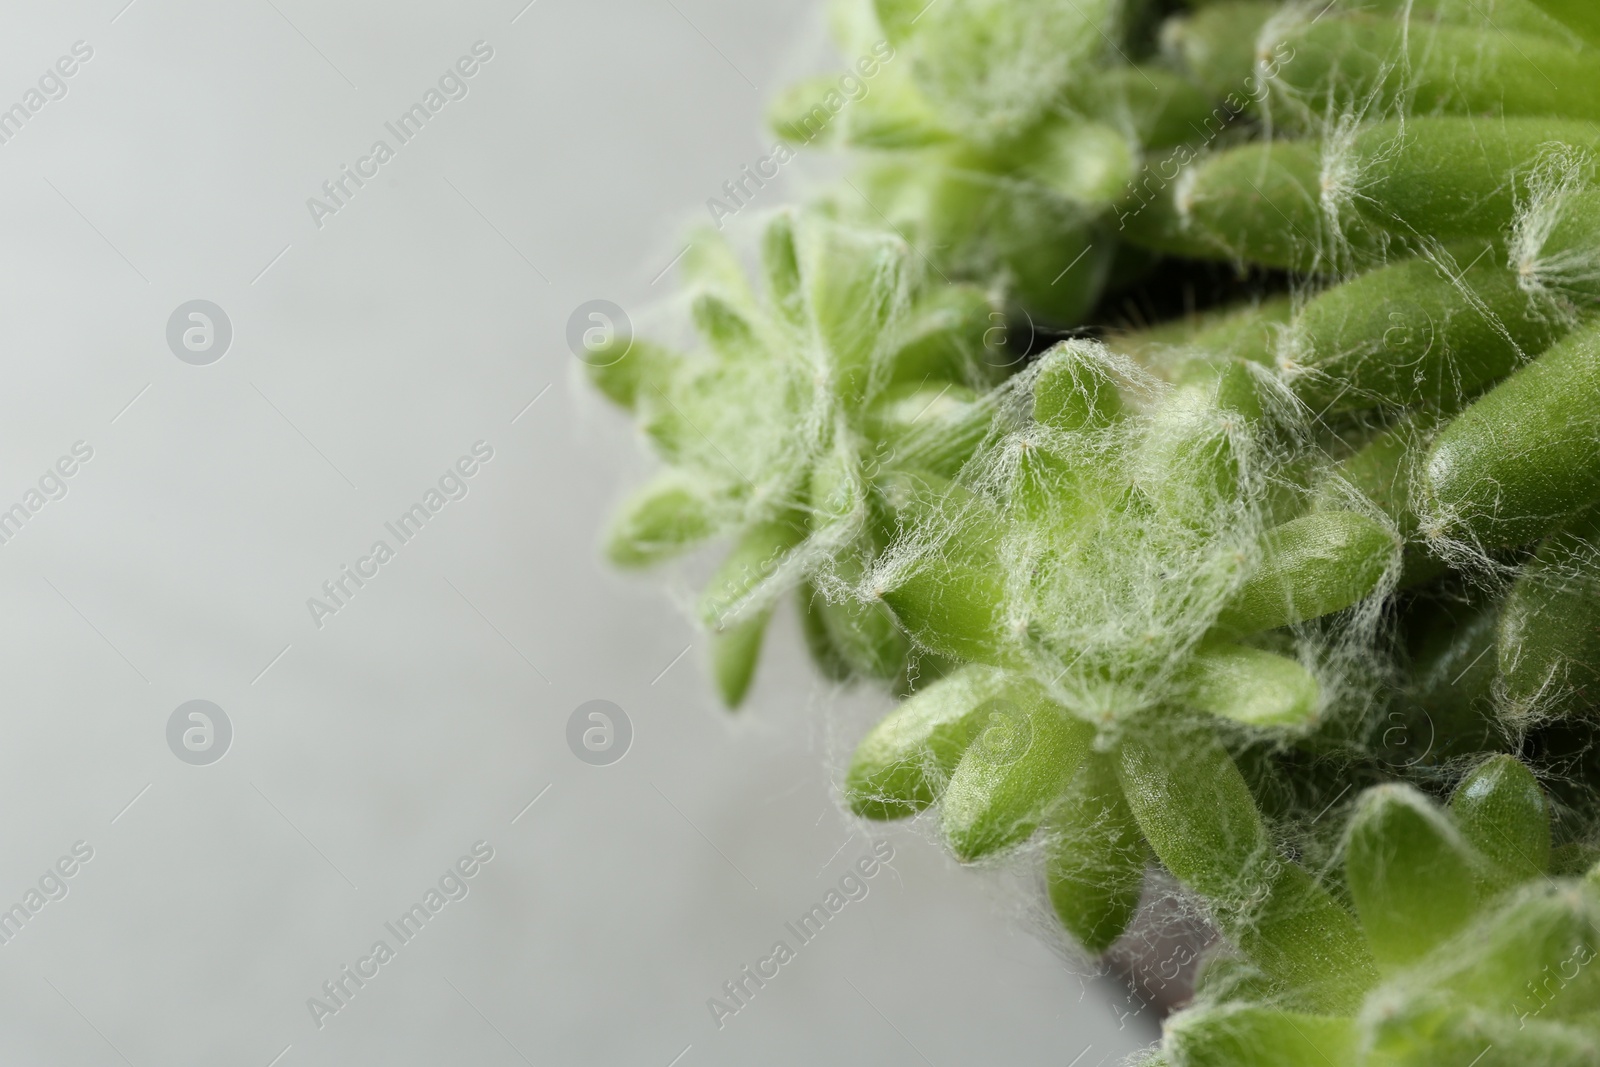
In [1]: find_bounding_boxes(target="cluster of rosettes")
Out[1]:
[591,0,1600,1062]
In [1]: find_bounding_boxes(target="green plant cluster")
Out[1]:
[589,0,1600,1061]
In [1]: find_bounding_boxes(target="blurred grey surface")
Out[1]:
[0,1,1155,1063]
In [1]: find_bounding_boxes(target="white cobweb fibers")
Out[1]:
[1511,143,1600,322]
[861,338,1400,739]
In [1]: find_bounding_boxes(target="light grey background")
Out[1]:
[0,1,1156,1063]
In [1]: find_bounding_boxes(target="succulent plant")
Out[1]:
[587,212,1011,704]
[1158,757,1599,1067]
[593,0,1600,1058]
